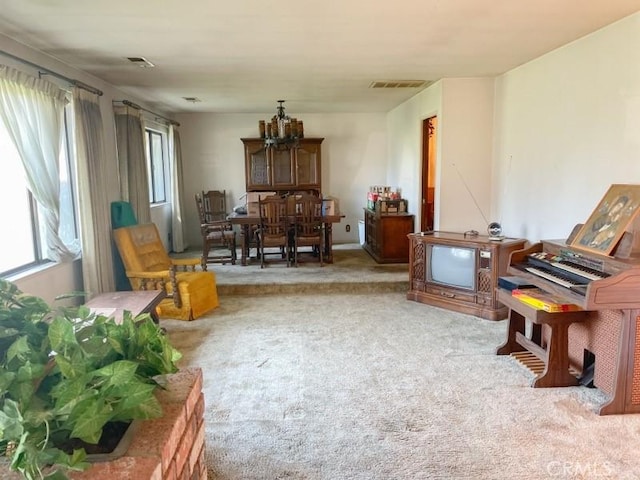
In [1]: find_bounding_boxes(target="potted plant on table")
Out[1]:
[0,279,181,480]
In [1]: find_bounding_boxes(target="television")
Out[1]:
[407,231,527,320]
[427,244,476,290]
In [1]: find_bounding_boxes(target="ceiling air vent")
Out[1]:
[127,57,155,68]
[183,97,202,103]
[369,80,430,89]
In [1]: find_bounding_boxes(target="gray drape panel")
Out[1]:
[170,125,186,252]
[74,88,115,296]
[114,105,151,224]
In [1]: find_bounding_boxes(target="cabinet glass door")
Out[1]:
[245,143,271,188]
[296,144,319,186]
[271,149,295,187]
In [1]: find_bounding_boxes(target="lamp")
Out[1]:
[259,100,304,148]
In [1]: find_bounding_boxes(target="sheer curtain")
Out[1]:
[74,88,114,295]
[0,65,79,261]
[113,105,151,224]
[170,125,186,252]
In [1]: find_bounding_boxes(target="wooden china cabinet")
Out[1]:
[241,138,323,194]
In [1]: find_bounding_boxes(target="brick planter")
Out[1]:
[1,368,206,480]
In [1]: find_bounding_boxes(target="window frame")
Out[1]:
[145,127,169,204]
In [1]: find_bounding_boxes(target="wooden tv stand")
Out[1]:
[407,232,526,320]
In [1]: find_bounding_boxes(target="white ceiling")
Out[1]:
[0,1,639,114]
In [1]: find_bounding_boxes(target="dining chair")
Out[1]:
[292,192,324,266]
[257,195,291,268]
[196,191,237,267]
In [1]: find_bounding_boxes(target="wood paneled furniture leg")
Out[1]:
[496,288,590,388]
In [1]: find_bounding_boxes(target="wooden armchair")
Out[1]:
[292,193,324,266]
[113,223,219,320]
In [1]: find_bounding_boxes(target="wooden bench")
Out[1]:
[495,288,590,388]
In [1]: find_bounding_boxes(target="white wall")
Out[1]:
[440,78,496,233]
[387,78,496,234]
[176,112,388,247]
[387,12,640,243]
[387,81,442,229]
[12,261,84,306]
[493,12,640,243]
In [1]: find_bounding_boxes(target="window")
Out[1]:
[145,129,167,203]
[0,128,42,273]
[0,107,77,276]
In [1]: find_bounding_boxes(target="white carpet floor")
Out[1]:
[163,289,640,480]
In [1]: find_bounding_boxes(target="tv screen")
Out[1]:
[429,245,476,290]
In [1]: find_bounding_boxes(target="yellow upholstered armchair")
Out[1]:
[113,223,219,320]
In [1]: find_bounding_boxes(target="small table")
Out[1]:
[84,290,165,324]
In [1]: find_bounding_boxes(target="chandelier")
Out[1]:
[258,100,304,148]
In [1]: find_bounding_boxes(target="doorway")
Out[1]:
[421,116,437,232]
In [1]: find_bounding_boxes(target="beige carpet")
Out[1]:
[163,245,640,480]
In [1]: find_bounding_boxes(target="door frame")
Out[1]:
[421,116,437,232]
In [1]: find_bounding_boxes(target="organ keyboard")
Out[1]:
[508,239,640,311]
[521,266,577,289]
[527,251,608,281]
[512,250,610,294]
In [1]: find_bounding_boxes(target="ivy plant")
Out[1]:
[0,279,181,479]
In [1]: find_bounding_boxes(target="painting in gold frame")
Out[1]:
[572,184,640,256]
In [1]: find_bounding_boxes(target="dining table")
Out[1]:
[227,212,344,266]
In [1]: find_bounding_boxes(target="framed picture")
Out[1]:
[572,184,640,256]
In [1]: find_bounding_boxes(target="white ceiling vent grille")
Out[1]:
[369,80,430,89]
[127,57,155,68]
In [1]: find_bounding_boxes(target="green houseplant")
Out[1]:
[0,279,182,480]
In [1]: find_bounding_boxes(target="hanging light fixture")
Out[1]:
[258,100,304,148]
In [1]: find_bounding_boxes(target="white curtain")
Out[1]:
[113,105,151,224]
[74,88,114,296]
[170,125,187,252]
[0,65,79,261]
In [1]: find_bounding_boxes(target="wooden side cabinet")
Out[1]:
[363,209,414,263]
[242,138,323,192]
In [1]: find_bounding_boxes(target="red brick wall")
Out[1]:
[70,367,206,480]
